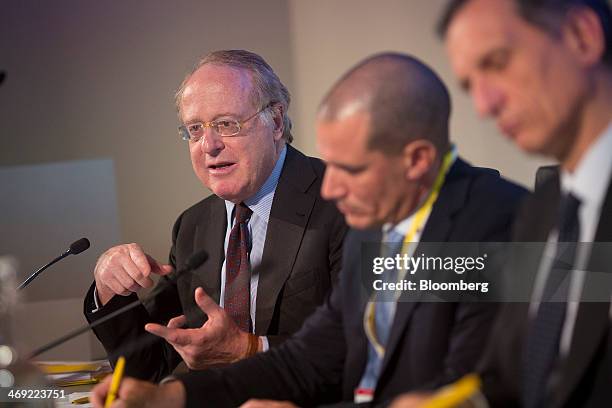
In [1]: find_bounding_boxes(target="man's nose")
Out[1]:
[472,78,504,118]
[200,131,225,156]
[321,167,347,201]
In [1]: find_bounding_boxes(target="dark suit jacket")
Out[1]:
[176,158,527,407]
[479,172,612,407]
[84,145,347,381]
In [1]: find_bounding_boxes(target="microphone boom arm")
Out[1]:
[28,250,207,359]
[18,252,69,291]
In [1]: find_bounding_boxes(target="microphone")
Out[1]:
[18,238,91,290]
[68,238,90,255]
[28,250,208,358]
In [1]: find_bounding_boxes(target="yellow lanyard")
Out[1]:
[364,147,456,357]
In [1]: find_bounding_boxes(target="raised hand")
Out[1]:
[94,243,174,305]
[145,287,261,369]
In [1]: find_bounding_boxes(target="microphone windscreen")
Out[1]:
[184,250,208,271]
[69,238,91,255]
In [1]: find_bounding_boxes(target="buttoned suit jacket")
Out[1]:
[176,158,528,407]
[84,145,347,381]
[479,170,612,408]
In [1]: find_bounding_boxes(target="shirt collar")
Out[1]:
[224,145,287,220]
[560,120,612,206]
[382,213,415,242]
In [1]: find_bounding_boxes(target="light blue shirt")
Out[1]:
[357,216,418,396]
[356,149,456,401]
[221,145,287,347]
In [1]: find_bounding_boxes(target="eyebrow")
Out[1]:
[183,112,240,125]
[329,161,368,173]
[211,112,240,120]
[478,47,510,70]
[458,46,510,93]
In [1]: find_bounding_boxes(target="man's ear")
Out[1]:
[562,6,606,67]
[271,104,284,140]
[402,140,437,181]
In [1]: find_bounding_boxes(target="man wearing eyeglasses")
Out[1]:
[83,50,347,382]
[90,52,527,408]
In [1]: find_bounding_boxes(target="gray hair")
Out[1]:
[175,49,293,143]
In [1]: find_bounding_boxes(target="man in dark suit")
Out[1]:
[90,53,526,408]
[83,50,347,382]
[390,1,612,407]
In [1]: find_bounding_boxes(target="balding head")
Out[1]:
[318,53,451,154]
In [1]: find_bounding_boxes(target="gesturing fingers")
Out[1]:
[94,243,165,304]
[122,259,154,290]
[167,315,187,329]
[144,323,193,346]
[146,254,174,276]
[194,287,222,317]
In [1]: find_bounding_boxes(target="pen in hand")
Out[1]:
[104,356,126,408]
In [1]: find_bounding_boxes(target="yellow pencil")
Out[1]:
[104,356,126,408]
[421,374,481,408]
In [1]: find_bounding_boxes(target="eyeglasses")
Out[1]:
[178,103,273,143]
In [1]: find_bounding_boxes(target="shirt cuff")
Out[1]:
[160,376,178,384]
[91,286,101,313]
[260,336,269,352]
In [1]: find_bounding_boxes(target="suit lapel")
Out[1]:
[192,197,227,305]
[344,228,383,392]
[553,302,610,407]
[593,175,612,243]
[553,178,612,407]
[379,160,469,377]
[255,145,318,333]
[360,228,383,299]
[518,174,560,243]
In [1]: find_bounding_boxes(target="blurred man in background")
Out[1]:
[392,0,612,406]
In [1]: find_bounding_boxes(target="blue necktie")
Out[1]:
[358,230,404,392]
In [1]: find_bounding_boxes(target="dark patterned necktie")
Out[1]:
[522,193,581,408]
[224,203,253,332]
